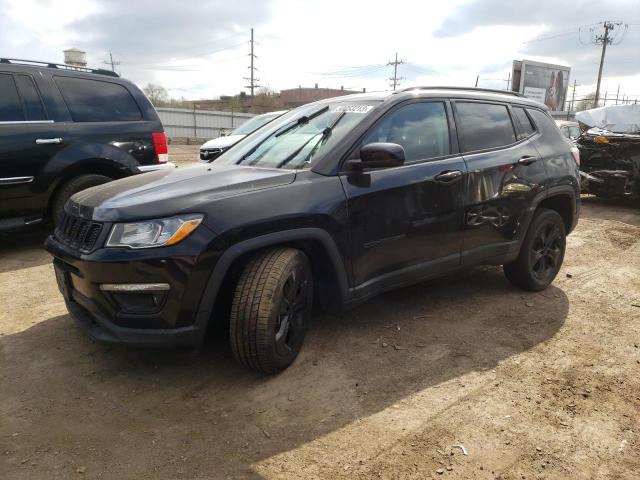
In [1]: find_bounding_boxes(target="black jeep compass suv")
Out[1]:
[0,58,172,231]
[46,87,580,374]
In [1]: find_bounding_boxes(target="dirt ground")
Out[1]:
[1,149,639,479]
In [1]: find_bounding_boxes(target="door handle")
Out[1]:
[518,155,538,166]
[35,138,63,145]
[434,170,463,182]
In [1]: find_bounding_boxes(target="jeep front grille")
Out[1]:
[56,213,103,252]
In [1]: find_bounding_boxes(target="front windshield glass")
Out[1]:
[217,102,378,169]
[232,113,281,135]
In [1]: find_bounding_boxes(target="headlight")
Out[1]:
[106,214,203,249]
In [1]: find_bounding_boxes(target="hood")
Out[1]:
[200,134,246,150]
[68,163,296,222]
[575,104,640,134]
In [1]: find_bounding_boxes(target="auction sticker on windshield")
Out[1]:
[331,105,374,113]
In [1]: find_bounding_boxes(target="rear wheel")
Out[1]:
[229,248,313,374]
[504,208,566,291]
[51,174,112,225]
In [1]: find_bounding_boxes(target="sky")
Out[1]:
[1,0,639,104]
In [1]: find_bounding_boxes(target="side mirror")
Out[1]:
[346,142,405,171]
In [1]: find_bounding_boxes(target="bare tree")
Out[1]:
[143,83,169,106]
[576,92,596,112]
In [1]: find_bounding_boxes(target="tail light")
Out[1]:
[570,145,580,166]
[151,132,169,164]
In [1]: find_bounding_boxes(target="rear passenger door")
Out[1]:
[452,101,546,265]
[0,72,68,219]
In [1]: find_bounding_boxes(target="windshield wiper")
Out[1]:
[276,110,347,169]
[238,106,330,164]
[274,106,330,137]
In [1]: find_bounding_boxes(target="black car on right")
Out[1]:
[46,87,580,374]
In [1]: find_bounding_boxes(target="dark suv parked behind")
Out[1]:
[0,58,172,231]
[46,87,580,374]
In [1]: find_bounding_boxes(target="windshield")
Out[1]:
[217,102,378,169]
[232,113,282,135]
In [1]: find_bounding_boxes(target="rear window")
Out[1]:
[456,102,516,152]
[55,76,142,122]
[0,74,24,122]
[527,109,564,140]
[14,75,47,121]
[512,107,535,140]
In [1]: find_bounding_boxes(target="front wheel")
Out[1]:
[504,208,566,291]
[229,248,313,374]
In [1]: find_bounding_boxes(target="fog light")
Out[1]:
[110,291,168,314]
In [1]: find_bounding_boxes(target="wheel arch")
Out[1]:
[195,228,351,330]
[536,188,576,233]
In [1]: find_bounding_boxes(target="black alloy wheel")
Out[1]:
[504,208,566,291]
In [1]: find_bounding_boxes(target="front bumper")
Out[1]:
[199,148,226,163]
[45,229,222,349]
[65,299,204,348]
[138,162,176,173]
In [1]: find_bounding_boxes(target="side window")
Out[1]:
[455,102,516,152]
[512,107,536,140]
[0,74,25,122]
[14,75,47,121]
[362,102,450,162]
[569,126,581,138]
[54,76,142,122]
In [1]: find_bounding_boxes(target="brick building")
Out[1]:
[194,85,365,114]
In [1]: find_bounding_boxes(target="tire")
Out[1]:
[229,248,313,374]
[51,174,112,225]
[503,208,566,291]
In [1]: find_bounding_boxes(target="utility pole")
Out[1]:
[387,53,404,91]
[603,91,608,107]
[243,28,260,109]
[103,52,120,73]
[568,80,578,120]
[589,21,627,108]
[475,75,479,87]
[615,85,620,105]
[505,71,511,90]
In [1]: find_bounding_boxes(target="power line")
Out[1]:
[127,41,247,66]
[317,65,388,78]
[387,52,404,91]
[138,54,248,72]
[521,28,578,44]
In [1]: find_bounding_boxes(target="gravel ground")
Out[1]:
[1,149,639,479]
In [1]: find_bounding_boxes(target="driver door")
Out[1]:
[339,100,467,291]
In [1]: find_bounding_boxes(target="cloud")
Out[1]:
[1,0,638,100]
[434,0,635,37]
[62,0,273,88]
[67,0,272,62]
[434,0,640,90]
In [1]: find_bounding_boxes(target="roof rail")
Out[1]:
[396,86,524,97]
[0,58,119,77]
